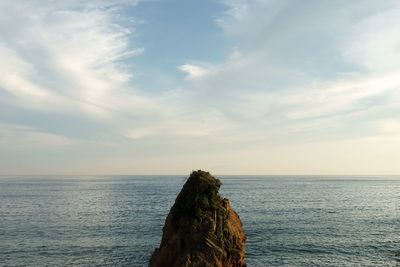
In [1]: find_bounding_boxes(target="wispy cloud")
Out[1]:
[177,0,400,141]
[178,64,208,79]
[0,0,162,142]
[0,0,145,117]
[0,123,75,146]
[1,0,399,174]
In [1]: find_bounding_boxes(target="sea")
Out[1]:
[0,175,399,266]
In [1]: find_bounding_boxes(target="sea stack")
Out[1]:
[149,170,246,267]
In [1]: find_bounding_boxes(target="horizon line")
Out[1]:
[1,173,400,177]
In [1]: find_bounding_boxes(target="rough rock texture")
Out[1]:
[149,170,246,267]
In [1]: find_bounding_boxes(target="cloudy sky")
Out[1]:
[1,0,399,175]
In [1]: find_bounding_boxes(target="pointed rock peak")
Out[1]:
[149,170,246,267]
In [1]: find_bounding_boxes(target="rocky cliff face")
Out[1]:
[149,170,246,267]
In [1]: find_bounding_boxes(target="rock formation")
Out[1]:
[149,170,246,267]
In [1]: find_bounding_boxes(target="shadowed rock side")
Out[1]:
[149,170,246,267]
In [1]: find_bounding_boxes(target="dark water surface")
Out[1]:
[0,175,399,266]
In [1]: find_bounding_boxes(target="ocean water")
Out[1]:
[0,175,399,266]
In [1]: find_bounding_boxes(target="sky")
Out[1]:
[0,0,400,175]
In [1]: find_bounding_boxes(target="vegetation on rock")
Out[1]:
[173,170,224,225]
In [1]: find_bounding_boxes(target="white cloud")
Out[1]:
[0,0,146,118]
[173,0,400,150]
[341,7,400,72]
[0,124,75,146]
[0,44,51,100]
[281,71,400,120]
[1,0,400,174]
[0,0,168,143]
[125,108,235,139]
[178,64,209,79]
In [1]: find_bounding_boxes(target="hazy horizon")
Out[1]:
[1,0,400,175]
[2,173,400,177]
